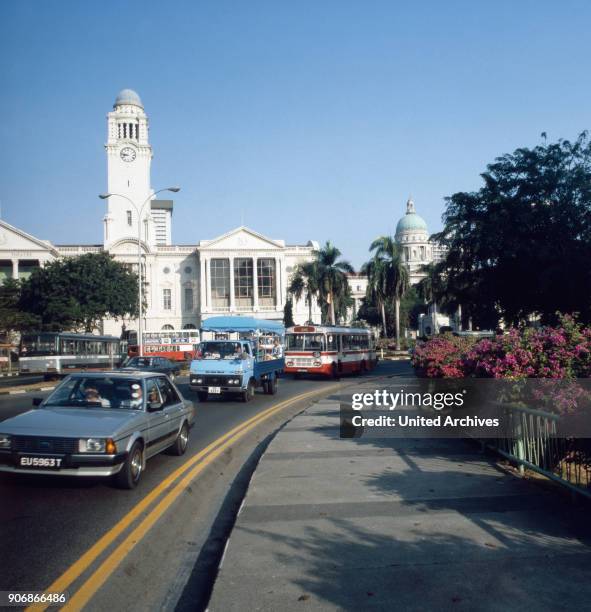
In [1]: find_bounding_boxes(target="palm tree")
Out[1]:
[417,262,443,334]
[288,261,319,324]
[315,242,355,325]
[360,256,388,338]
[368,236,409,350]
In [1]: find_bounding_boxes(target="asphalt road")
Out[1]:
[0,365,402,609]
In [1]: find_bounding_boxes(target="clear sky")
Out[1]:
[1,0,589,267]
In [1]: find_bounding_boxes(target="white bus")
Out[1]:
[285,325,377,378]
[19,333,127,378]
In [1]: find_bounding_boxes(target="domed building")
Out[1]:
[395,198,445,285]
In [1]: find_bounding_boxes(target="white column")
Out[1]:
[11,260,18,279]
[206,258,212,311]
[276,257,282,310]
[229,257,236,311]
[252,258,259,312]
[199,256,207,312]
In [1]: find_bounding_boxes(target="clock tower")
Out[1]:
[104,89,154,248]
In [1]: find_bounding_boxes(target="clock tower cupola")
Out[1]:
[104,89,154,248]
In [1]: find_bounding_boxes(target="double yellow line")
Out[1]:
[27,384,341,612]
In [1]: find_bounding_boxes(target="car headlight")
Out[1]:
[79,438,116,453]
[0,434,11,449]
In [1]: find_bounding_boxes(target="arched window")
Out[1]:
[162,324,174,331]
[183,324,197,330]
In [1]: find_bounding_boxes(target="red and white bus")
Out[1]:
[285,325,377,378]
[127,329,200,362]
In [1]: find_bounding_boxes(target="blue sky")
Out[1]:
[1,0,589,267]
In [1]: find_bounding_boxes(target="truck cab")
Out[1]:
[189,317,285,402]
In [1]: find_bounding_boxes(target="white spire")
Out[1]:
[406,196,415,214]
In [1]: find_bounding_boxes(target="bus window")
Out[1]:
[326,334,339,351]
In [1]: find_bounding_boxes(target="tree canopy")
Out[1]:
[435,132,591,326]
[19,252,139,332]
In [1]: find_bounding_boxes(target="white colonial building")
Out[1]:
[0,88,447,336]
[0,89,323,336]
[395,197,446,285]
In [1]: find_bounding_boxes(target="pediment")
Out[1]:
[199,227,285,251]
[0,220,58,254]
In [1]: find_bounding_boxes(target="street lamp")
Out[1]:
[99,187,181,357]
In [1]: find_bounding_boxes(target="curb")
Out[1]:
[0,386,55,396]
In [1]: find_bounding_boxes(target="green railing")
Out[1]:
[484,403,591,499]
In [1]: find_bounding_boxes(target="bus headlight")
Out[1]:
[286,361,294,367]
[314,360,322,367]
[0,434,11,449]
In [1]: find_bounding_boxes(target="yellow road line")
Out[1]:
[27,384,341,612]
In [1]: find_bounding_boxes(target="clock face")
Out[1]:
[120,147,136,162]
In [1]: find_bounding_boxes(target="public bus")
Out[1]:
[18,332,127,378]
[284,325,377,378]
[127,329,200,362]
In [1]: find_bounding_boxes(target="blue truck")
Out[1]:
[189,316,285,402]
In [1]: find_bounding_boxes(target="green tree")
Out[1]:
[367,236,409,350]
[283,297,295,328]
[315,241,355,325]
[361,255,389,337]
[288,261,319,324]
[435,132,591,326]
[0,278,39,339]
[19,252,139,332]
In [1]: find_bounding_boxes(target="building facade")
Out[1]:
[0,89,445,336]
[0,89,323,336]
[395,197,445,285]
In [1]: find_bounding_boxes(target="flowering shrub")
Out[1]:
[411,335,476,378]
[412,314,591,381]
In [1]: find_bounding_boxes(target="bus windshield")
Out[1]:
[286,334,325,352]
[199,342,245,360]
[20,334,57,357]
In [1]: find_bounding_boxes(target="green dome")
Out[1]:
[395,198,428,236]
[396,213,428,233]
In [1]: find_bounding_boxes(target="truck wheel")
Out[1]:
[242,379,255,402]
[114,442,143,489]
[268,376,278,395]
[197,391,208,402]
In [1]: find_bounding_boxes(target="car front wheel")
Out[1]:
[114,442,143,489]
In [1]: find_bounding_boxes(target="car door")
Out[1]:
[155,376,185,440]
[144,377,174,457]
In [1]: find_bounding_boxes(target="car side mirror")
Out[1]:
[32,397,43,407]
[148,401,163,412]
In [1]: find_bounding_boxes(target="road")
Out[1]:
[0,362,401,611]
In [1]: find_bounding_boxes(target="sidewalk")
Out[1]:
[208,388,591,611]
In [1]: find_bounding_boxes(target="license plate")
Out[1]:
[18,455,63,469]
[208,386,221,394]
[298,369,308,372]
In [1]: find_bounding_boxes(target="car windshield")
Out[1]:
[123,357,152,367]
[199,342,244,360]
[286,333,325,351]
[43,376,145,410]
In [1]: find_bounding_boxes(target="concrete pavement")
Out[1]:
[208,391,591,611]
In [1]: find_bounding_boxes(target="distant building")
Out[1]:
[394,197,446,285]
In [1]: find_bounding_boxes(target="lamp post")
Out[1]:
[99,187,180,357]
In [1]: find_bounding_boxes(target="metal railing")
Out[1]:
[485,403,591,499]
